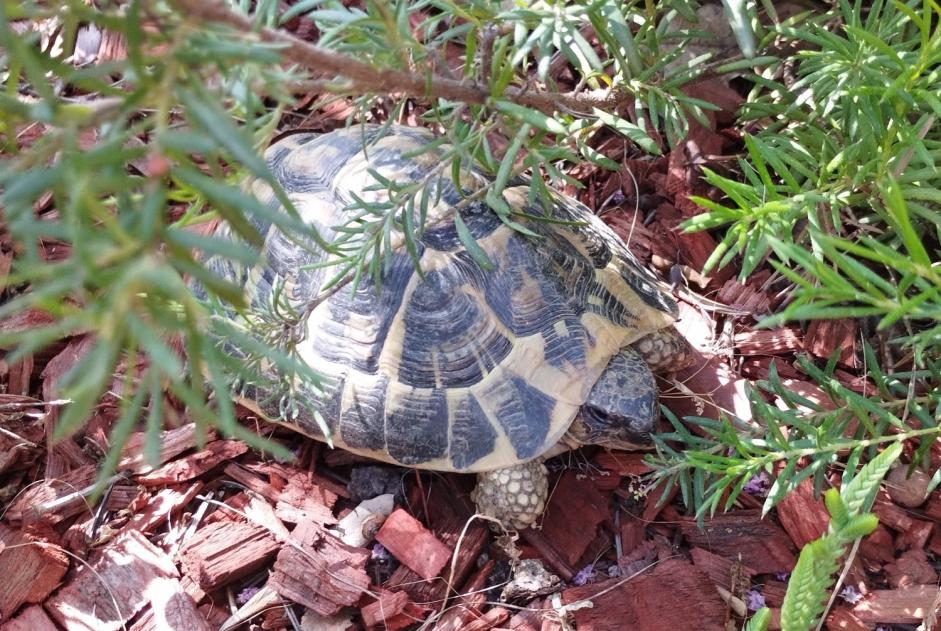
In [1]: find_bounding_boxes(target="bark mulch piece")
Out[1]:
[135,439,248,486]
[560,558,728,630]
[679,511,797,575]
[44,530,188,630]
[268,518,371,616]
[180,519,280,591]
[0,523,69,620]
[775,478,831,548]
[853,584,941,625]
[375,508,452,580]
[360,589,430,630]
[0,605,60,631]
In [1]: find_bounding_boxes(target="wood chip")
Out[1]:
[120,423,217,473]
[716,279,772,316]
[376,508,452,580]
[859,525,895,567]
[0,524,69,620]
[433,592,487,631]
[669,351,753,423]
[733,327,804,355]
[4,464,98,525]
[689,546,756,593]
[122,483,204,535]
[180,520,279,591]
[854,585,941,624]
[0,604,59,631]
[825,607,871,631]
[459,606,510,631]
[506,597,554,631]
[125,576,211,631]
[885,548,938,589]
[275,473,337,526]
[679,511,796,574]
[536,471,609,567]
[384,512,488,606]
[45,530,177,630]
[136,440,247,485]
[269,519,369,616]
[223,462,282,503]
[874,495,933,548]
[805,319,857,367]
[776,478,829,549]
[360,590,415,630]
[595,451,653,476]
[561,558,727,630]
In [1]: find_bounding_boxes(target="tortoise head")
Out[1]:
[568,349,658,450]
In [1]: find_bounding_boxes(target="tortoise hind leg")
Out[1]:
[471,460,549,530]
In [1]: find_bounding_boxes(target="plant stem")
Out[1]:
[168,0,633,116]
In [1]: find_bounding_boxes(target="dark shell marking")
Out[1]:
[211,125,677,472]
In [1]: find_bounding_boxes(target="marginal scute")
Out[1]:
[337,373,389,451]
[477,372,555,461]
[448,393,497,469]
[384,386,449,465]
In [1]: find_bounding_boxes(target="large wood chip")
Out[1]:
[680,511,796,574]
[536,471,609,567]
[45,530,178,630]
[135,440,247,485]
[0,604,59,631]
[0,524,69,620]
[854,585,941,624]
[269,519,370,616]
[179,520,279,591]
[4,464,97,525]
[776,478,830,548]
[376,508,451,580]
[120,423,218,473]
[562,558,726,630]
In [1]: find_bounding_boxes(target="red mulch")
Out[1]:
[3,11,941,631]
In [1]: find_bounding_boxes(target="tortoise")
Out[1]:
[204,125,691,529]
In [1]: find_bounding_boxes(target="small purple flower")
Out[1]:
[572,564,597,586]
[371,543,391,561]
[743,471,771,496]
[774,571,790,582]
[839,585,863,604]
[745,589,766,612]
[606,564,621,578]
[237,586,260,605]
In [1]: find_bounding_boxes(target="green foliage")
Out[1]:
[0,0,727,483]
[779,443,901,630]
[683,0,941,358]
[742,607,770,631]
[649,344,940,521]
[0,0,324,475]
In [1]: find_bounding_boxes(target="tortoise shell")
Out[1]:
[208,125,677,472]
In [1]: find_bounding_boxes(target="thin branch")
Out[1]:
[169,0,632,116]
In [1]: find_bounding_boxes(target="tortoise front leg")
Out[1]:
[471,460,549,530]
[632,328,694,373]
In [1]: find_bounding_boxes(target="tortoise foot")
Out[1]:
[471,461,548,530]
[632,329,694,373]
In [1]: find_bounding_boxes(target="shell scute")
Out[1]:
[384,387,449,465]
